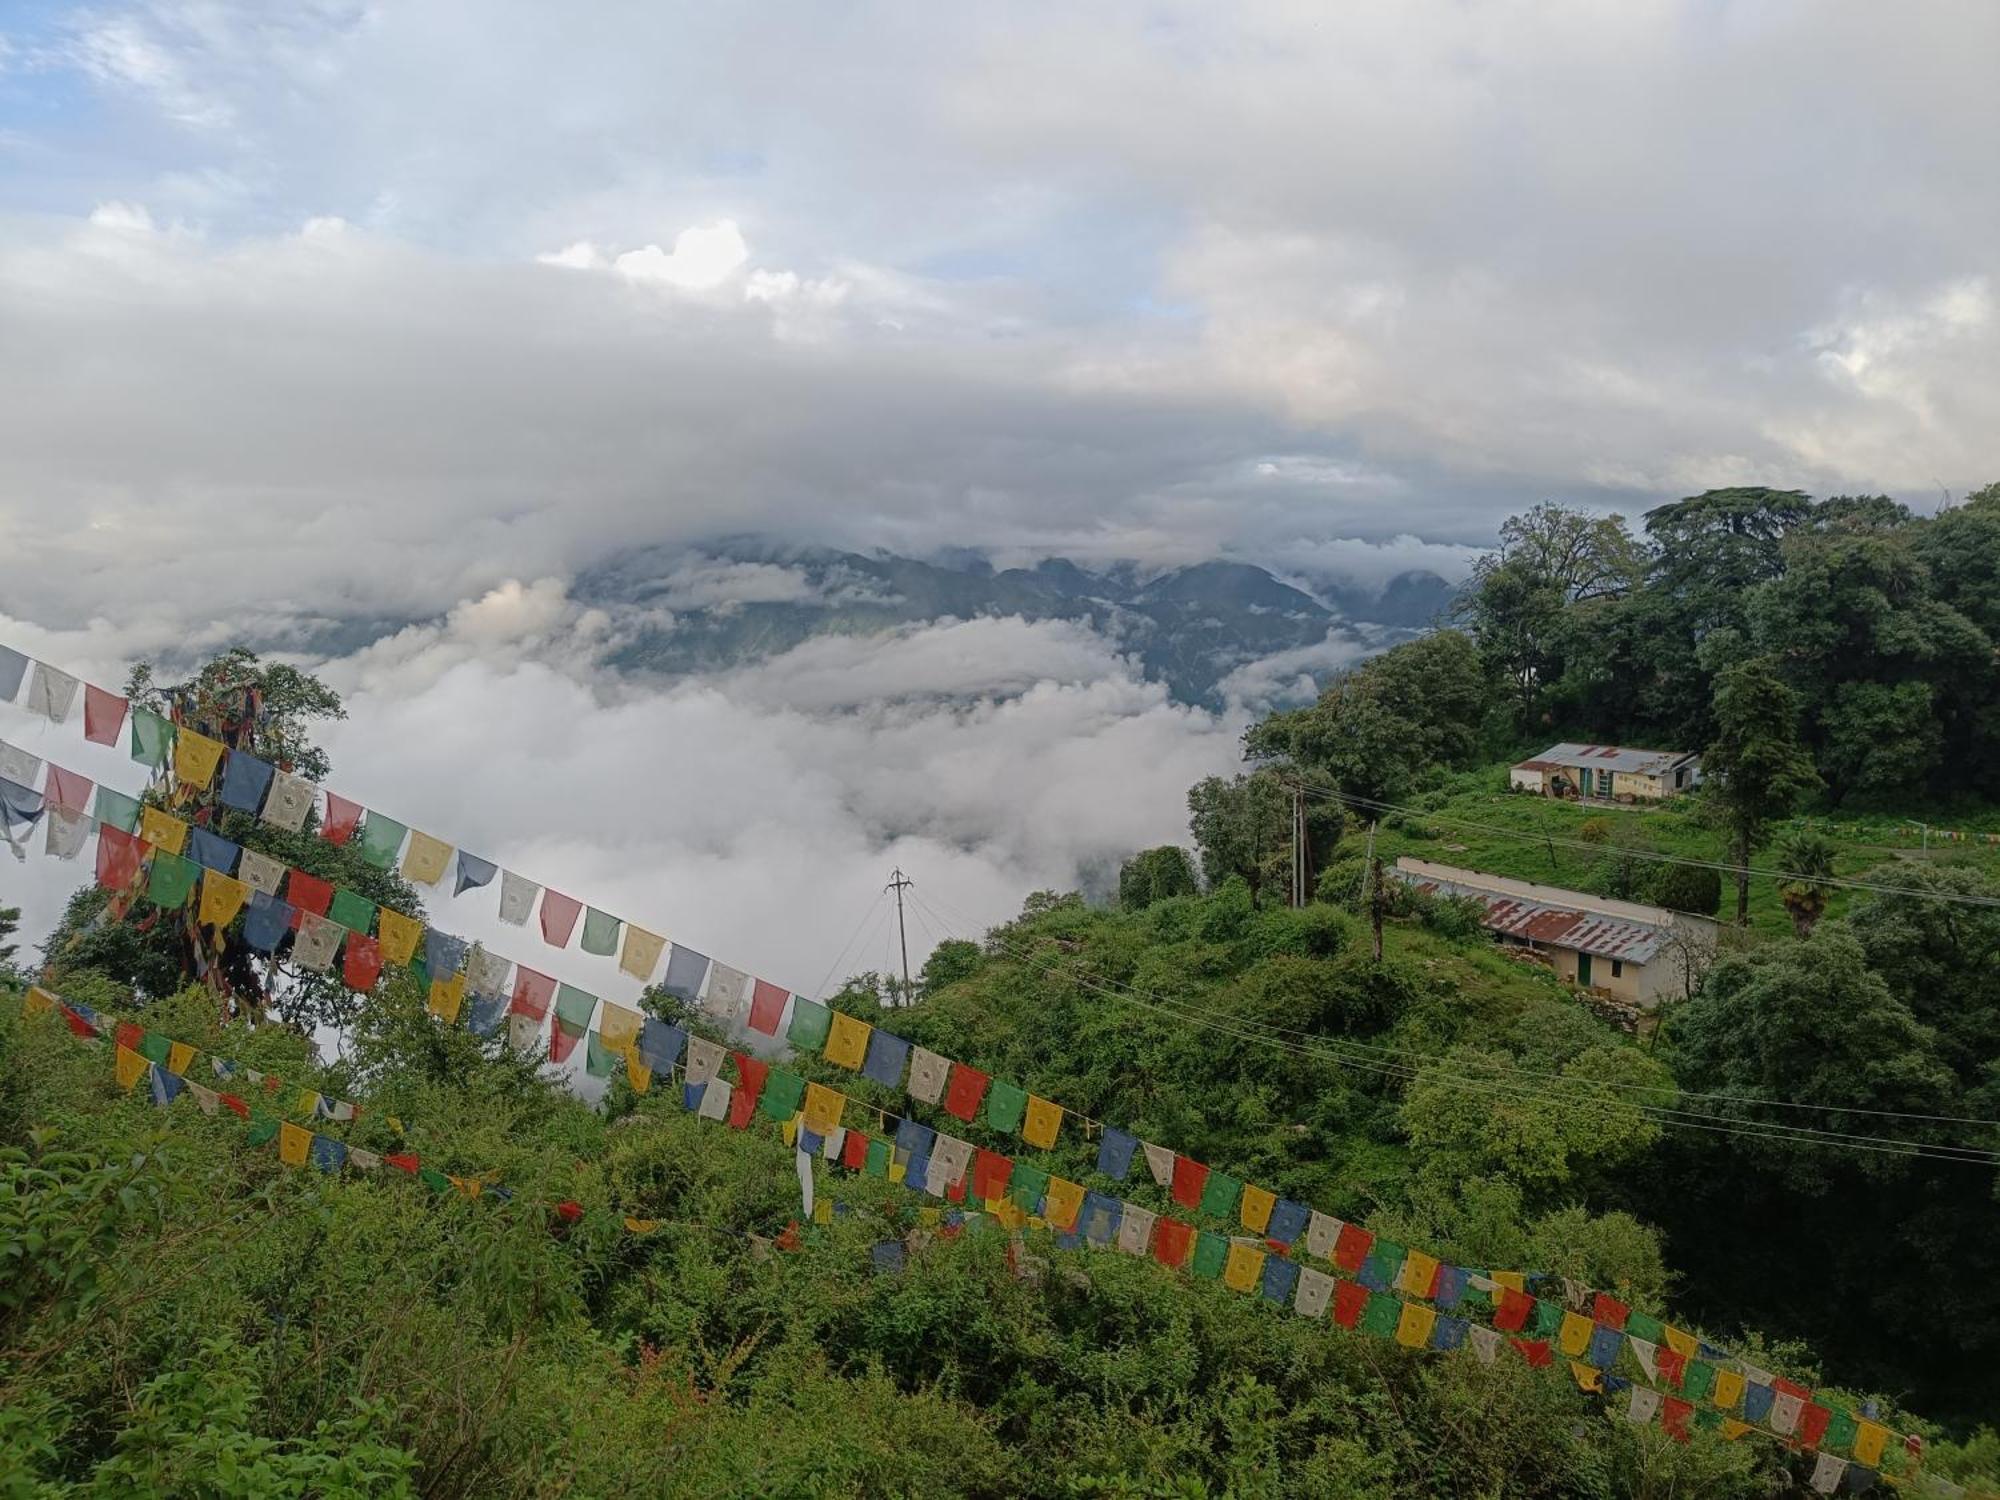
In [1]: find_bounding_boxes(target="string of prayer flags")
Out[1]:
[27,662,80,722]
[400,830,453,886]
[321,793,363,846]
[83,684,127,746]
[539,888,582,947]
[357,812,407,869]
[173,728,225,790]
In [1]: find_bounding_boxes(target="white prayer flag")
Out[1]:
[685,1036,726,1086]
[261,771,316,833]
[1116,1204,1157,1256]
[698,1077,732,1121]
[237,849,286,897]
[25,663,78,722]
[1467,1325,1502,1364]
[44,809,89,860]
[468,948,513,998]
[1770,1391,1805,1436]
[1305,1210,1343,1260]
[0,739,42,787]
[1141,1140,1175,1187]
[1627,1387,1662,1425]
[1294,1267,1335,1319]
[1810,1453,1847,1494]
[498,871,540,926]
[705,963,749,1021]
[293,912,342,971]
[1627,1337,1659,1380]
[908,1047,950,1104]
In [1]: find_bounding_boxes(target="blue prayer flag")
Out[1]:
[1743,1383,1775,1423]
[454,850,498,896]
[1266,1198,1310,1246]
[1587,1325,1623,1369]
[1081,1190,1122,1247]
[799,1127,823,1157]
[862,1030,911,1088]
[662,944,710,1003]
[683,1082,705,1112]
[469,993,507,1036]
[310,1134,347,1174]
[895,1118,935,1158]
[242,893,293,953]
[188,827,240,874]
[1433,1264,1468,1310]
[1096,1127,1137,1180]
[1261,1255,1301,1306]
[0,646,26,701]
[426,929,468,977]
[1431,1314,1469,1352]
[149,1064,185,1108]
[218,752,274,814]
[637,1018,685,1070]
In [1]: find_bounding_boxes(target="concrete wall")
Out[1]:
[1509,766,1545,792]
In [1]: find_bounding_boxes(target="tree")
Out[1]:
[1186,773,1289,909]
[1770,828,1837,939]
[1841,864,2000,1083]
[1649,862,1721,917]
[1116,845,1200,911]
[1701,657,1820,923]
[0,903,17,966]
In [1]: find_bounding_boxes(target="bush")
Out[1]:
[1577,817,1615,844]
[1650,862,1723,916]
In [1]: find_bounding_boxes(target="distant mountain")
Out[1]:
[574,541,1457,708]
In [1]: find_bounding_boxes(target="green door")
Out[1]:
[1576,952,1593,987]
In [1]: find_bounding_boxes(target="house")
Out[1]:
[1509,742,1700,803]
[1391,857,1719,1007]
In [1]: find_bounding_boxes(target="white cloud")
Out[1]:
[613,220,749,291]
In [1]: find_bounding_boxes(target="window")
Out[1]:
[1596,769,1613,797]
[1610,960,1624,979]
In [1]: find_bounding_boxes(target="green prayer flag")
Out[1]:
[1683,1360,1716,1402]
[1459,1285,1493,1317]
[1694,1408,1723,1432]
[760,1068,805,1122]
[1532,1298,1565,1338]
[585,1032,620,1079]
[580,907,621,956]
[418,1166,451,1194]
[409,957,430,988]
[1369,1240,1407,1284]
[1360,1292,1403,1338]
[1008,1162,1050,1211]
[864,1138,891,1178]
[555,984,597,1033]
[147,850,198,909]
[1825,1408,1857,1450]
[357,813,407,869]
[129,708,175,768]
[984,1079,1028,1134]
[138,1031,172,1065]
[1198,1170,1241,1221]
[1624,1310,1666,1344]
[786,998,832,1051]
[327,888,376,934]
[1191,1231,1228,1280]
[245,1113,279,1148]
[94,786,142,834]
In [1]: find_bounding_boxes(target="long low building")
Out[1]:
[1509,742,1701,802]
[1391,857,1719,1007]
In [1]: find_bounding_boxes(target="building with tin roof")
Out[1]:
[1509,743,1701,803]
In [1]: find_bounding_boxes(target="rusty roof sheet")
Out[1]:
[1400,875,1668,963]
[1524,742,1695,777]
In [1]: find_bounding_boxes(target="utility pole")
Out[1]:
[1290,782,1307,907]
[886,868,914,1005]
[1364,821,1384,963]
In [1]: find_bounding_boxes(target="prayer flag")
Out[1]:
[1712,1368,1745,1410]
[357,812,407,869]
[585,1032,620,1078]
[1360,1293,1402,1339]
[311,1134,347,1175]
[1239,1183,1276,1235]
[731,1053,769,1125]
[278,1121,312,1166]
[1153,1215,1195,1268]
[327,887,375,934]
[149,1064,185,1109]
[1198,1170,1241,1222]
[1683,1361,1717,1403]
[1468,1325,1503,1365]
[1295,1266,1335,1319]
[908,1047,950,1105]
[115,1044,148,1090]
[0,740,39,786]
[1141,1139,1175,1187]
[580,906,620,955]
[620,924,667,981]
[1396,1303,1438,1349]
[173,728,225,789]
[1076,1189,1119,1245]
[684,1035,726,1085]
[1096,1127,1137,1181]
[1434,1265,1468,1310]
[241,893,293,952]
[1593,1292,1630,1330]
[555,983,597,1036]
[1191,1230,1229,1281]
[0,646,23,701]
[94,785,141,835]
[454,850,497,896]
[1431,1315,1469,1353]
[140,805,189,856]
[1770,1391,1805,1437]
[663,944,710,1003]
[698,1077,731,1121]
[825,1010,871,1070]
[497,870,539,925]
[1511,1338,1554,1369]
[218,753,274,814]
[747,978,790,1035]
[599,1002,643,1056]
[1743,1384,1775,1424]
[236,849,285,898]
[1262,1254,1300,1306]
[44,809,88,861]
[467,947,511,997]
[262,771,315,833]
[984,1078,1027,1133]
[1558,1312,1594,1359]
[147,850,198,909]
[376,907,422,966]
[539,888,582,947]
[944,1063,989,1122]
[188,827,239,874]
[1332,1280,1370,1328]
[464,990,501,1034]
[930,1135,974,1195]
[1043,1177,1084,1231]
[1397,1249,1440,1299]
[1662,1397,1694,1442]
[1809,1453,1846,1495]
[1587,1324,1623,1369]
[286,869,334,917]
[1022,1095,1062,1149]
[861,1028,911,1086]
[1799,1403,1832,1450]
[1171,1156,1209,1211]
[1115,1204,1159,1259]
[703,962,749,1021]
[293,911,342,971]
[804,1082,845,1136]
[1008,1162,1049,1213]
[843,1130,872,1172]
[25,663,78,721]
[1359,1243,1404,1293]
[787,997,832,1050]
[637,1018,685,1070]
[45,764,92,815]
[84,684,127,745]
[510,966,556,1020]
[1267,1199,1309,1247]
[138,1032,171,1065]
[1628,1386,1663,1425]
[400,830,453,886]
[625,1052,650,1093]
[759,1068,805,1122]
[1223,1241,1265,1292]
[199,870,249,930]
[129,708,175,769]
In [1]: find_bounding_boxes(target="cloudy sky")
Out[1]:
[2,1,1996,992]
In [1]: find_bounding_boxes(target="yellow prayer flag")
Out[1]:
[1569,1361,1603,1393]
[598,1001,643,1055]
[889,1160,906,1184]
[1492,1271,1526,1294]
[1223,1241,1265,1292]
[990,1198,1025,1230]
[428,973,465,1024]
[1853,1421,1888,1466]
[1239,1183,1276,1235]
[781,1116,798,1147]
[1558,1311,1594,1358]
[377,907,423,966]
[1022,1095,1063,1149]
[139,806,189,856]
[1398,1250,1441,1299]
[114,1044,148,1090]
[199,870,249,929]
[1721,1419,1751,1441]
[627,1054,651,1094]
[1043,1177,1084,1231]
[803,1082,846,1136]
[173,729,225,789]
[620,925,667,982]
[399,830,453,885]
[1663,1325,1698,1360]
[813,1198,834,1225]
[167,1040,196,1076]
[450,1175,483,1199]
[624,1217,660,1234]
[278,1120,312,1166]
[918,1207,941,1227]
[1396,1303,1438,1349]
[297,1090,321,1118]
[1712,1368,1745,1410]
[824,1009,872,1070]
[23,986,55,1017]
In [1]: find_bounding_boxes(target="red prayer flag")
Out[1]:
[946,1176,967,1203]
[285,870,334,918]
[509,966,556,1021]
[1658,1348,1687,1388]
[1332,1280,1370,1329]
[83,684,128,746]
[1798,1403,1832,1448]
[775,1221,801,1252]
[343,934,383,993]
[729,1052,770,1129]
[1661,1397,1693,1442]
[538,888,582,948]
[548,1024,581,1064]
[1772,1375,1812,1399]
[943,1063,989,1121]
[219,1093,249,1119]
[1170,1155,1209,1211]
[1152,1216,1194,1269]
[322,793,363,846]
[96,825,144,892]
[747,979,788,1035]
[1510,1338,1554,1369]
[61,1005,99,1039]
[114,1020,142,1052]
[45,765,92,815]
[842,1131,871,1172]
[1494,1287,1535,1333]
[554,1199,583,1224]
[384,1152,420,1173]
[1592,1292,1629,1330]
[972,1147,1013,1200]
[1333,1221,1373,1274]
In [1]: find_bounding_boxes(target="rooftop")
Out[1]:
[1516,742,1695,777]
[1390,860,1692,964]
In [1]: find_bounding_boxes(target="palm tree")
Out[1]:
[1772,828,1837,939]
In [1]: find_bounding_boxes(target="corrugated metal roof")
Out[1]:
[1515,742,1694,777]
[1400,875,1668,963]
